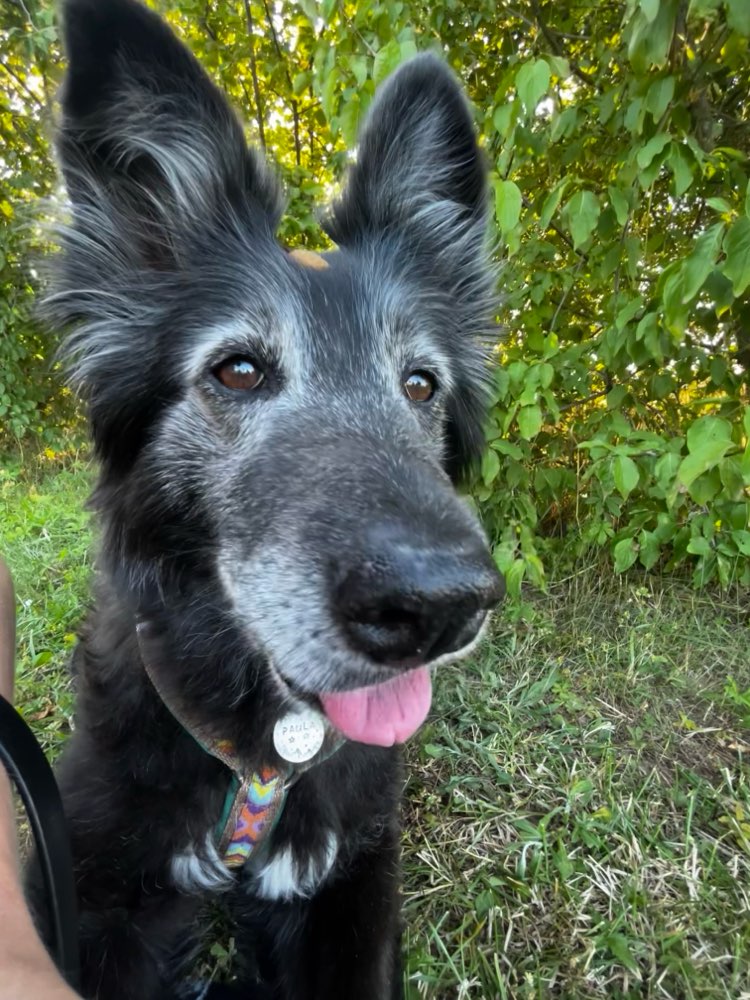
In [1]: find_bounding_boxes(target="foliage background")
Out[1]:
[1,0,749,588]
[2,5,750,998]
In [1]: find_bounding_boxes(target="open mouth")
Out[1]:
[271,610,491,749]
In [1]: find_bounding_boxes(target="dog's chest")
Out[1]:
[169,829,339,901]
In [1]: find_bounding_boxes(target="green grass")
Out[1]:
[403,582,750,998]
[2,456,750,998]
[0,452,92,754]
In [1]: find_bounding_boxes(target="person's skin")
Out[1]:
[0,557,80,999]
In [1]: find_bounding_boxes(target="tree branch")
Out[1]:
[522,193,588,262]
[0,60,43,109]
[527,0,597,90]
[242,0,267,149]
[260,0,301,165]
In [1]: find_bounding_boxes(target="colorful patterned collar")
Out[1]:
[135,618,343,870]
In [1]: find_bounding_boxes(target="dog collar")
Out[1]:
[135,618,343,870]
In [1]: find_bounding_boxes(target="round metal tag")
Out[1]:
[273,706,326,764]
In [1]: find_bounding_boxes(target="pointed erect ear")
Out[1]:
[326,54,497,485]
[325,53,489,253]
[58,0,282,261]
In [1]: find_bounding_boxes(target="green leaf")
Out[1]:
[321,0,338,21]
[494,179,522,234]
[349,55,368,88]
[373,38,402,85]
[547,54,570,80]
[687,535,712,557]
[614,538,638,573]
[492,103,514,137]
[727,0,750,34]
[613,454,639,499]
[539,180,568,230]
[320,65,340,122]
[628,0,678,72]
[732,529,750,556]
[492,438,524,459]
[537,363,554,388]
[639,530,661,569]
[517,404,543,439]
[608,186,630,227]
[505,559,526,599]
[636,132,671,170]
[720,456,744,497]
[722,216,750,296]
[680,222,724,302]
[606,384,627,409]
[668,143,695,196]
[706,197,732,214]
[686,415,733,453]
[688,467,721,504]
[399,38,418,61]
[292,71,312,95]
[481,447,501,486]
[677,440,734,489]
[516,59,551,115]
[338,95,361,147]
[563,190,600,249]
[645,75,674,119]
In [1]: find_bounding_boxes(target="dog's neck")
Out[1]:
[135,615,345,870]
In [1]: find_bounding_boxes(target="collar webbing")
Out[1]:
[135,618,342,871]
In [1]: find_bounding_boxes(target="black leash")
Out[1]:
[0,693,80,991]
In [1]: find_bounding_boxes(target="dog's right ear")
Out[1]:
[58,0,282,263]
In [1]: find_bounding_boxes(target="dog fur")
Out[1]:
[27,1,503,997]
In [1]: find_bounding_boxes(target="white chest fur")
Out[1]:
[169,831,338,901]
[253,831,338,901]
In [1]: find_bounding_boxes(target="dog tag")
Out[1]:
[273,706,326,763]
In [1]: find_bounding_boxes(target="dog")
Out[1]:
[28,1,504,997]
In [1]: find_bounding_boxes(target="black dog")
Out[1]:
[28,1,503,996]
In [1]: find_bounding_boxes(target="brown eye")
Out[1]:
[213,356,264,391]
[404,370,436,403]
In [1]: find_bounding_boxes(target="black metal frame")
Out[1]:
[0,693,80,990]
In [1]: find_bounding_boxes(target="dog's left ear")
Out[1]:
[327,54,497,483]
[325,53,490,268]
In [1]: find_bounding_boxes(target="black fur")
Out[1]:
[28,2,502,997]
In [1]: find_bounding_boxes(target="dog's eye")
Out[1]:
[213,356,264,391]
[403,370,436,403]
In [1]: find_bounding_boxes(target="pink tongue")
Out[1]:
[319,667,432,747]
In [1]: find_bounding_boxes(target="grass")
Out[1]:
[2,454,750,998]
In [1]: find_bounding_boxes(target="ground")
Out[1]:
[1,453,749,999]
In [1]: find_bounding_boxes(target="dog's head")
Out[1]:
[50,0,503,745]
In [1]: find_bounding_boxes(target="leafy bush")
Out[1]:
[0,2,79,445]
[470,0,750,591]
[2,0,748,586]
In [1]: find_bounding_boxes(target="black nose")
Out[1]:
[334,528,504,666]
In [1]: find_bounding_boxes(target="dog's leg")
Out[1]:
[24,739,213,1000]
[296,837,403,1000]
[76,893,203,1000]
[232,827,403,1000]
[27,854,204,1000]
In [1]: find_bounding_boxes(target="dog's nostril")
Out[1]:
[358,603,421,631]
[343,602,427,664]
[335,537,503,667]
